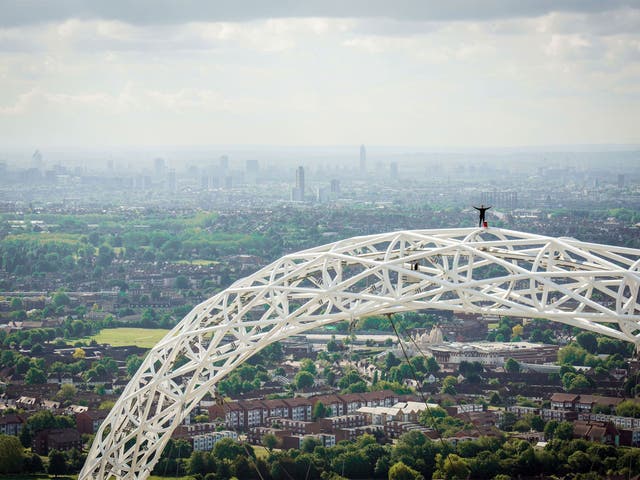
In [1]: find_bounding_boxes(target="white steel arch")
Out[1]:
[80,227,640,480]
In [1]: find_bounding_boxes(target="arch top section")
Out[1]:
[80,227,640,480]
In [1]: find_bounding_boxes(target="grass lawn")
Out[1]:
[86,327,170,348]
[4,232,83,246]
[253,445,271,460]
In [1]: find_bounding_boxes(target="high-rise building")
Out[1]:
[166,169,177,193]
[317,186,330,203]
[246,159,259,171]
[219,155,229,170]
[618,174,625,188]
[359,145,366,174]
[246,159,259,184]
[330,179,341,194]
[291,166,305,201]
[296,166,305,193]
[154,158,166,177]
[390,162,398,179]
[32,150,43,169]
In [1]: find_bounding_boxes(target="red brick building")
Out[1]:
[33,428,82,455]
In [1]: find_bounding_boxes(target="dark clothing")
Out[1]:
[473,206,491,227]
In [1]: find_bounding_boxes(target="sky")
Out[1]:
[0,1,639,149]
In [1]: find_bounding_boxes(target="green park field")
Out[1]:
[87,328,170,348]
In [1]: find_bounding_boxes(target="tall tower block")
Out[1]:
[359,145,366,174]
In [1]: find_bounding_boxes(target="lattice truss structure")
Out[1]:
[80,227,640,480]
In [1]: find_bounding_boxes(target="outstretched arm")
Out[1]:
[486,206,492,210]
[473,206,480,211]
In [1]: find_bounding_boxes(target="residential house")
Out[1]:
[575,395,624,414]
[262,399,290,419]
[33,428,82,455]
[573,420,619,445]
[192,431,237,451]
[0,413,25,435]
[241,400,269,428]
[283,398,313,422]
[76,410,109,435]
[550,393,579,411]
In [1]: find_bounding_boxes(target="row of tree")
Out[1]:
[151,431,640,480]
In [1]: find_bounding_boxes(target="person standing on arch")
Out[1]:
[473,204,492,227]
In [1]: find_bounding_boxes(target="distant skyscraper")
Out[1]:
[618,174,625,188]
[166,169,177,193]
[296,166,305,192]
[330,179,341,194]
[317,186,330,203]
[154,158,166,177]
[219,155,229,170]
[390,162,398,179]
[291,166,305,201]
[246,159,259,184]
[359,145,366,174]
[246,159,259,171]
[32,150,43,169]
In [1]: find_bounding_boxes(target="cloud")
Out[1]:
[0,17,353,54]
[0,0,638,27]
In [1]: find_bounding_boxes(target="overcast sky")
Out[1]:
[0,1,639,148]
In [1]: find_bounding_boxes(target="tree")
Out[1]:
[175,275,190,289]
[557,344,588,365]
[50,361,66,376]
[25,366,46,384]
[440,375,458,395]
[52,291,70,308]
[312,401,327,420]
[126,355,144,377]
[295,371,315,390]
[73,347,86,359]
[23,452,43,473]
[616,400,640,418]
[212,438,245,462]
[504,358,520,373]
[48,450,67,476]
[300,436,321,453]
[437,453,470,480]
[568,374,591,391]
[425,356,440,373]
[458,361,483,377]
[262,433,278,451]
[576,331,598,354]
[9,297,23,311]
[511,324,524,340]
[389,461,425,480]
[300,358,317,375]
[530,415,545,432]
[56,384,77,403]
[188,450,214,475]
[99,400,115,411]
[97,244,115,267]
[500,412,517,431]
[567,450,592,473]
[555,421,574,440]
[0,434,24,473]
[19,423,32,447]
[327,338,341,352]
[386,352,401,369]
